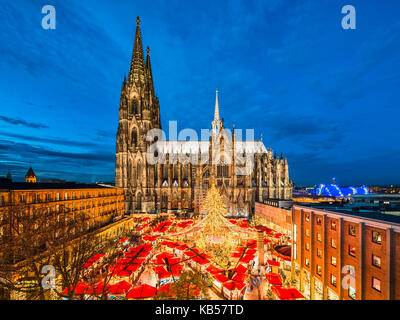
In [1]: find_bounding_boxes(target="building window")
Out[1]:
[305,258,310,267]
[331,238,337,249]
[372,254,381,268]
[349,245,356,257]
[316,217,322,225]
[317,248,322,258]
[330,274,337,287]
[56,193,60,201]
[305,229,309,237]
[331,256,337,266]
[372,231,382,244]
[305,214,310,222]
[331,220,337,231]
[348,286,356,299]
[349,225,356,236]
[317,233,322,242]
[305,243,310,251]
[316,265,322,276]
[372,277,381,292]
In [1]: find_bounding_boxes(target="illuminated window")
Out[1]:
[331,256,337,266]
[330,274,337,287]
[316,265,322,276]
[317,248,322,258]
[331,238,337,249]
[372,231,382,244]
[348,286,356,299]
[305,229,309,237]
[372,277,381,292]
[349,225,356,236]
[331,220,337,231]
[349,245,356,257]
[372,254,381,268]
[316,217,322,225]
[305,214,310,222]
[305,258,310,267]
[317,233,322,242]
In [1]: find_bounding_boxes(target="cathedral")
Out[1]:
[115,18,293,217]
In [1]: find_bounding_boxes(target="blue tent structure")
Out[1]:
[310,184,369,197]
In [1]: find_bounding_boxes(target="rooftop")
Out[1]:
[0,181,117,191]
[296,202,400,225]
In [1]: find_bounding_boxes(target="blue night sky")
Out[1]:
[0,0,399,186]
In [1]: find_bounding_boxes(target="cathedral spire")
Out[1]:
[214,89,220,122]
[211,89,222,135]
[145,45,155,97]
[128,16,145,85]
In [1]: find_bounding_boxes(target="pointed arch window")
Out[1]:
[132,128,138,145]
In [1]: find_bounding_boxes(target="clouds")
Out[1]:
[0,115,49,129]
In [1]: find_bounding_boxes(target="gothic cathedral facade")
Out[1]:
[115,18,293,216]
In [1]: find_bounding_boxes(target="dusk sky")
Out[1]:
[0,0,399,186]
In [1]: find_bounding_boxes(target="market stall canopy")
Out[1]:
[206,265,224,274]
[223,281,246,291]
[213,274,230,283]
[271,286,304,300]
[265,272,283,286]
[61,282,88,296]
[274,245,292,262]
[109,281,132,294]
[127,284,157,299]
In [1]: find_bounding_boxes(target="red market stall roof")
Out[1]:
[109,281,132,294]
[206,265,224,274]
[81,262,93,270]
[213,273,230,283]
[232,273,248,282]
[159,272,173,279]
[126,264,140,272]
[61,282,88,296]
[192,256,210,265]
[87,254,105,263]
[223,281,246,291]
[119,238,129,243]
[154,266,167,274]
[117,258,132,265]
[231,252,242,258]
[239,254,255,264]
[265,273,283,286]
[86,281,111,294]
[116,270,133,277]
[267,260,280,267]
[143,235,158,242]
[127,284,157,299]
[271,286,304,300]
[229,264,247,274]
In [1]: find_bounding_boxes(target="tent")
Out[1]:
[271,286,305,300]
[61,282,88,296]
[127,284,157,299]
[109,281,132,295]
[265,272,283,286]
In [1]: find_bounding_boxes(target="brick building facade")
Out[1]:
[291,204,400,300]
